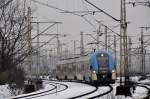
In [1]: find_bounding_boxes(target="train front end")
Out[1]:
[90,51,116,84]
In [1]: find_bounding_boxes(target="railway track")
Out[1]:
[10,79,150,99]
[51,79,114,99]
[49,80,110,99]
[64,80,114,99]
[69,84,113,99]
[87,85,113,99]
[69,86,98,99]
[10,81,68,99]
[135,82,150,99]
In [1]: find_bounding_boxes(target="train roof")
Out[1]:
[90,50,112,56]
[56,55,89,65]
[56,50,113,65]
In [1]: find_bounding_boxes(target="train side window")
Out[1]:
[68,63,72,74]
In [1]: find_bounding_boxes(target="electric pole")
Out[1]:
[97,24,101,50]
[27,7,32,76]
[116,0,132,96]
[139,26,150,74]
[80,32,84,56]
[36,22,40,77]
[31,21,62,64]
[105,26,108,51]
[56,24,61,60]
[114,35,117,69]
[140,27,144,74]
[108,29,111,51]
[71,40,78,57]
[73,40,76,56]
[128,37,132,75]
[120,0,129,83]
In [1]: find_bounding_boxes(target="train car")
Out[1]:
[89,50,116,83]
[56,50,116,83]
[56,55,89,80]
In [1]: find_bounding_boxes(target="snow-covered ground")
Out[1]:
[0,77,150,99]
[33,81,96,99]
[0,85,11,99]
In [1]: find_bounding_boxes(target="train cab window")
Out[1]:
[97,53,109,67]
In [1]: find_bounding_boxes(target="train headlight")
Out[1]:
[92,70,96,74]
[112,69,115,73]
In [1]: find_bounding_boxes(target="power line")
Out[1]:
[81,0,121,37]
[31,0,97,29]
[84,0,120,22]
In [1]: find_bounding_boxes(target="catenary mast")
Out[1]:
[120,0,129,83]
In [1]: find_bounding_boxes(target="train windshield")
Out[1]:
[97,53,109,67]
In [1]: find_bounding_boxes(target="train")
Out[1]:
[56,50,116,83]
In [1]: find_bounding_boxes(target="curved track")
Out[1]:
[135,82,150,99]
[47,81,68,94]
[69,86,98,99]
[69,84,113,99]
[10,81,68,99]
[54,80,114,99]
[88,85,113,99]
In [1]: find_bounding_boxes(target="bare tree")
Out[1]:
[0,0,29,70]
[0,0,30,90]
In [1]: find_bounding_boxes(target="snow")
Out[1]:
[10,81,55,99]
[9,81,96,99]
[139,79,150,84]
[0,85,11,99]
[132,86,148,99]
[77,86,110,99]
[0,78,150,99]
[42,81,96,99]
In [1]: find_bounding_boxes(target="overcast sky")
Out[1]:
[30,0,150,54]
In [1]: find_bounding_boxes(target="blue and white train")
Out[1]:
[56,50,116,83]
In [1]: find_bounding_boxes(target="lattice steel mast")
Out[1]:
[120,0,129,83]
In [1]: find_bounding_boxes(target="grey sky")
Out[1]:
[30,0,150,53]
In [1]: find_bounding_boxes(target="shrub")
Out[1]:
[0,72,8,85]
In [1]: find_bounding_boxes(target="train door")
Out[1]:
[83,60,90,81]
[72,62,77,80]
[68,63,73,79]
[76,61,82,80]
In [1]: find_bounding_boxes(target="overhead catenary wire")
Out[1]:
[84,0,120,22]
[31,0,97,30]
[81,0,121,37]
[31,0,122,52]
[81,0,121,52]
